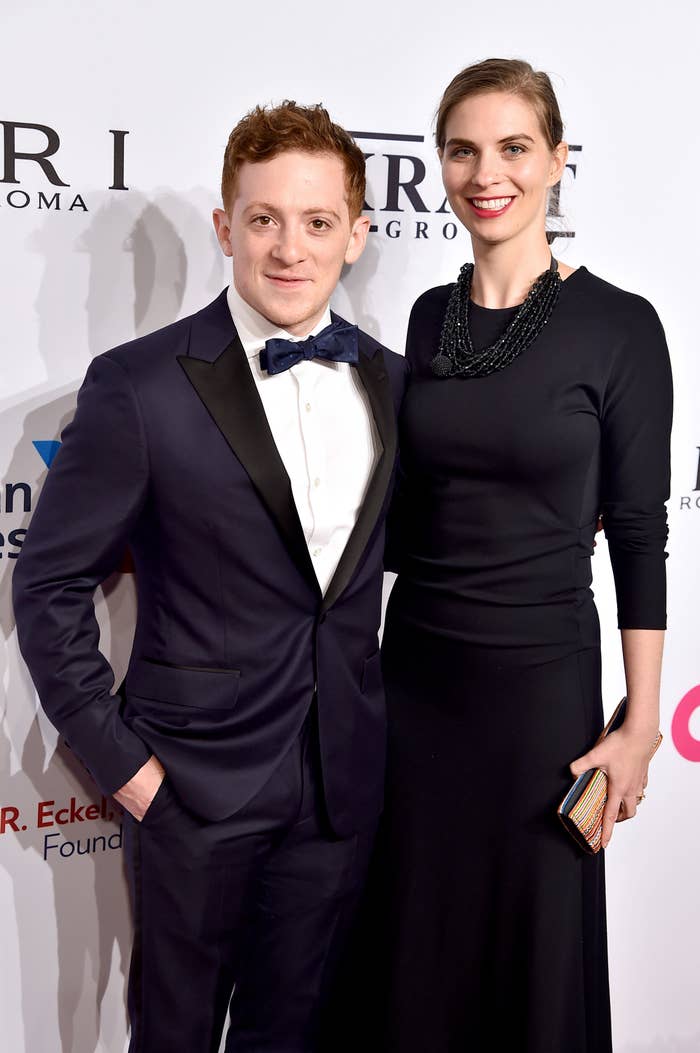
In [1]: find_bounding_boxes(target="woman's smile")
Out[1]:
[467,195,515,217]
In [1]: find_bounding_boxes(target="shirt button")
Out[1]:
[312,547,322,558]
[305,402,312,413]
[314,477,321,488]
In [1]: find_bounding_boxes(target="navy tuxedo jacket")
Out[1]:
[13,290,408,837]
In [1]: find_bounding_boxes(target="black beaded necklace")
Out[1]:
[430,255,561,378]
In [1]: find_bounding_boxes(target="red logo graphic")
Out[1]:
[671,686,700,762]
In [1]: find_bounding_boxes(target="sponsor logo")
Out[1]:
[678,447,700,510]
[0,481,30,559]
[0,440,60,558]
[0,120,129,212]
[351,130,581,243]
[32,440,61,469]
[672,685,700,762]
[1,795,122,861]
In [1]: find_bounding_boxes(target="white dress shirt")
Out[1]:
[227,283,379,595]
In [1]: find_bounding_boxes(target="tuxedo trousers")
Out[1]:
[122,716,375,1053]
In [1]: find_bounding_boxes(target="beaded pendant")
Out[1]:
[430,257,562,378]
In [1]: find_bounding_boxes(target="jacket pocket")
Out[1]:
[361,650,383,696]
[126,658,241,710]
[138,775,172,827]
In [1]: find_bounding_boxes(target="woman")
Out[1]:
[379,59,672,1052]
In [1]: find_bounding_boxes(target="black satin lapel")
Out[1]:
[178,338,319,592]
[322,349,397,612]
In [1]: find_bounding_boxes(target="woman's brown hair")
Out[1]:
[435,58,564,151]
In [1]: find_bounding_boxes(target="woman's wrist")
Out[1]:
[619,712,661,746]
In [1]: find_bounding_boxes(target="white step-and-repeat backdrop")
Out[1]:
[2,2,698,1050]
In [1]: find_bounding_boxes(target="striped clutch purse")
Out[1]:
[557,698,662,854]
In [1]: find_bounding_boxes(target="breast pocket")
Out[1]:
[125,658,241,710]
[361,650,383,696]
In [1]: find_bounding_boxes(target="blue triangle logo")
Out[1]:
[33,440,61,469]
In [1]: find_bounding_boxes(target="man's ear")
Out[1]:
[344,214,371,265]
[213,208,233,257]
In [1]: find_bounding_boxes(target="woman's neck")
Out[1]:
[470,234,553,309]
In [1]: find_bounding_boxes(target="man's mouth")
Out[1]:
[266,274,310,287]
[468,196,514,217]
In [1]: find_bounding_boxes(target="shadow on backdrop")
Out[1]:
[2,188,220,1051]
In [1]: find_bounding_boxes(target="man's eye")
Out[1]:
[253,215,272,226]
[451,148,474,159]
[310,218,330,230]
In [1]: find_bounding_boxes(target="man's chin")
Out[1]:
[263,305,324,335]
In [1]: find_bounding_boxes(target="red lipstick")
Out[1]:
[468,196,514,219]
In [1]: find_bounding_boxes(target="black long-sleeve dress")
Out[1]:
[378,267,672,1052]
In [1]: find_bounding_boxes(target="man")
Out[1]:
[13,101,407,1052]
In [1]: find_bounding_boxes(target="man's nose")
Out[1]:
[272,225,306,265]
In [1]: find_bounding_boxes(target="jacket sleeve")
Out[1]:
[384,344,411,574]
[12,353,152,793]
[384,293,428,575]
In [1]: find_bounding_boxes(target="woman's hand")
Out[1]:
[569,723,659,849]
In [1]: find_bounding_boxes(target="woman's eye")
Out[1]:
[505,144,525,156]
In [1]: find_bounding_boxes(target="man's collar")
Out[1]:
[226,281,332,360]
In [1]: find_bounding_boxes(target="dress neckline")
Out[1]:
[467,265,586,313]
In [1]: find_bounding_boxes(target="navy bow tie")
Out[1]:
[260,320,359,376]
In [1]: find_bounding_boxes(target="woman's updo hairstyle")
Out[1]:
[435,58,564,152]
